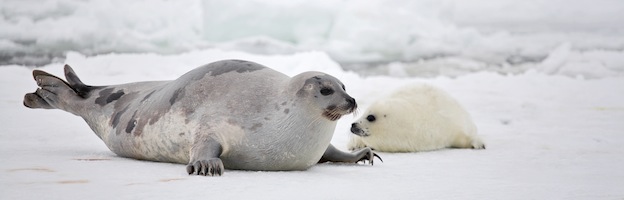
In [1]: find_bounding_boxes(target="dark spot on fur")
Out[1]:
[95,88,124,106]
[264,117,270,121]
[170,87,185,105]
[112,92,138,110]
[274,103,280,111]
[125,111,138,134]
[179,132,185,136]
[281,101,287,106]
[284,108,289,114]
[208,60,264,77]
[175,60,266,84]
[95,88,114,106]
[147,117,158,125]
[126,119,136,134]
[249,123,263,131]
[141,91,156,103]
[134,117,150,136]
[107,90,125,103]
[111,106,129,128]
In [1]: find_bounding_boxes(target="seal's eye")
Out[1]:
[320,88,334,96]
[366,115,376,122]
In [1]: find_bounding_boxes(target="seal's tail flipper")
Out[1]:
[63,64,95,98]
[23,65,97,111]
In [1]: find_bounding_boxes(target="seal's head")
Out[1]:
[291,72,357,121]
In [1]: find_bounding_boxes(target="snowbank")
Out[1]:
[2,0,623,78]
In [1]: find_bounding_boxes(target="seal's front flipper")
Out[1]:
[318,144,382,165]
[186,158,224,176]
[187,136,224,176]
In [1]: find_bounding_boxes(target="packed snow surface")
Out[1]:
[1,50,623,199]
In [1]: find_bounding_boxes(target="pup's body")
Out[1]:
[349,83,484,152]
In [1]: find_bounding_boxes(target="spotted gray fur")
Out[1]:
[23,60,381,177]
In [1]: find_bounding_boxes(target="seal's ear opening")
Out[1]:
[304,83,314,91]
[296,82,315,97]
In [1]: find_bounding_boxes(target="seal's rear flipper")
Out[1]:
[64,65,99,98]
[23,65,98,112]
[23,69,73,110]
[23,92,54,109]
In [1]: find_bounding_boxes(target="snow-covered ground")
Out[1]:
[1,50,623,199]
[1,0,624,199]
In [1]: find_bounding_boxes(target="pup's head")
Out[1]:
[350,100,396,137]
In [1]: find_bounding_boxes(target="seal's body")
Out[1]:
[349,83,485,152]
[25,60,378,176]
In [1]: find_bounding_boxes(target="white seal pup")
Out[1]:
[24,60,380,176]
[349,83,485,152]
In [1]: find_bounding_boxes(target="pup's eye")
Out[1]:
[366,115,376,122]
[320,88,334,96]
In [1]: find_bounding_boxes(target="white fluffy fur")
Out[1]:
[348,83,484,152]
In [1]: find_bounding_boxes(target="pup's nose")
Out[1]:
[350,123,362,134]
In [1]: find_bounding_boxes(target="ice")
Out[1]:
[1,0,624,199]
[1,50,623,199]
[2,0,623,78]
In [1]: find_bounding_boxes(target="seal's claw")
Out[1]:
[186,164,194,175]
[186,158,224,176]
[373,153,383,163]
[354,147,382,165]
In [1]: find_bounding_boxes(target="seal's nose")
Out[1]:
[346,97,356,108]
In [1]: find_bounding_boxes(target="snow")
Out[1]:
[1,50,624,199]
[1,0,624,199]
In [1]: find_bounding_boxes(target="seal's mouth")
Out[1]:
[322,99,357,121]
[323,105,345,121]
